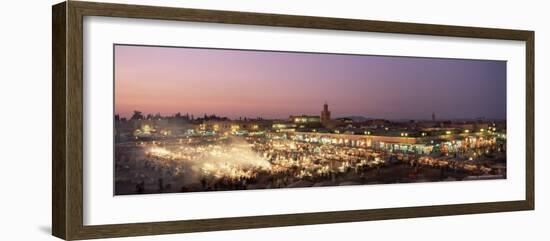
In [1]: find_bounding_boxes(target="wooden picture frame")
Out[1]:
[52,1,534,240]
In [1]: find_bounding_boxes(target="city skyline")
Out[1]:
[114,108,504,122]
[115,45,506,120]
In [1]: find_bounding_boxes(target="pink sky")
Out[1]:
[114,44,506,120]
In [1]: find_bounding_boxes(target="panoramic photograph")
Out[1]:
[113,44,507,195]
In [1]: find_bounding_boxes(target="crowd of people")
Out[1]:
[114,134,506,194]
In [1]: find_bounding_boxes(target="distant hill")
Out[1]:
[337,116,372,122]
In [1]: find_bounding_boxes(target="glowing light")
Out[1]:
[148,147,171,157]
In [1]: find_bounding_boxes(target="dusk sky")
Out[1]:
[114,44,506,120]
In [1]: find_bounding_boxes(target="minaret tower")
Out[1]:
[321,102,331,124]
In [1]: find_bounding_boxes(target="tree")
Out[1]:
[130,111,144,120]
